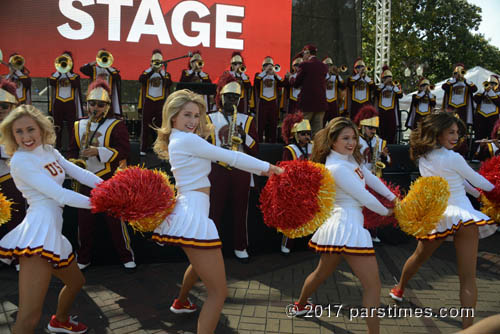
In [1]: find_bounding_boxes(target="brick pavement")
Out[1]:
[0,233,499,334]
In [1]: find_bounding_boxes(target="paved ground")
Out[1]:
[0,231,499,334]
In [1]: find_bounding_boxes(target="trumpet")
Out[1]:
[55,54,73,74]
[392,80,400,86]
[339,65,348,72]
[236,65,246,74]
[273,64,281,72]
[195,60,204,69]
[475,139,497,143]
[10,54,25,71]
[96,50,114,68]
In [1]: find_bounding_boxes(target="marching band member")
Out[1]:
[472,75,500,140]
[442,63,477,125]
[253,56,284,142]
[49,51,83,150]
[226,52,252,114]
[390,112,497,329]
[287,44,328,135]
[205,73,260,263]
[280,112,312,254]
[374,65,402,144]
[0,79,26,258]
[69,79,136,271]
[80,48,122,116]
[0,105,102,334]
[406,78,436,130]
[474,119,500,161]
[294,117,395,334]
[281,53,303,114]
[151,89,281,334]
[179,50,211,83]
[5,52,31,105]
[138,49,172,156]
[355,105,391,177]
[346,57,374,121]
[322,57,345,126]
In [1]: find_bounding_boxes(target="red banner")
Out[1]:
[0,0,292,82]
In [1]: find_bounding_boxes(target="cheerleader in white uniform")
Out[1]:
[151,89,282,334]
[0,105,102,334]
[295,117,395,334]
[390,112,496,329]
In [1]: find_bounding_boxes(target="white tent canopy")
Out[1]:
[400,66,499,111]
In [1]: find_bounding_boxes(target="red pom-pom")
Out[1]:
[90,167,176,232]
[479,156,500,203]
[363,179,402,229]
[259,160,335,238]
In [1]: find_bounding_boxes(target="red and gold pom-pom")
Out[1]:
[363,180,402,230]
[90,167,176,233]
[259,160,335,238]
[0,191,13,226]
[479,155,500,204]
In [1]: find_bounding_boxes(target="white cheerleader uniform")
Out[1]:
[152,129,270,248]
[418,147,496,240]
[0,145,102,268]
[309,151,396,255]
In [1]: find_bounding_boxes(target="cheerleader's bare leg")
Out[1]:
[395,238,445,292]
[453,224,478,329]
[182,247,227,334]
[177,264,200,303]
[13,255,53,334]
[344,255,381,334]
[51,260,86,322]
[297,254,342,306]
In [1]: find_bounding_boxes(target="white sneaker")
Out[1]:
[123,261,137,269]
[77,263,90,270]
[372,236,381,243]
[140,151,147,156]
[281,245,291,254]
[234,249,249,259]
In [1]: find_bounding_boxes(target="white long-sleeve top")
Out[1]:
[168,129,270,193]
[10,145,102,208]
[419,147,494,199]
[325,150,395,216]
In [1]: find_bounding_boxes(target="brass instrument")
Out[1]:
[151,60,162,70]
[475,139,498,144]
[55,54,73,74]
[236,65,246,74]
[273,64,281,72]
[372,135,386,178]
[227,105,243,151]
[70,116,93,192]
[195,60,204,69]
[393,80,400,86]
[10,54,25,71]
[96,50,114,68]
[339,65,348,72]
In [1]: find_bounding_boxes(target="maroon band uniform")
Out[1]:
[80,63,122,116]
[5,70,31,105]
[406,88,436,130]
[442,78,477,125]
[374,83,402,144]
[254,68,284,143]
[473,89,500,140]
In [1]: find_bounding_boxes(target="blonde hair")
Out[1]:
[153,89,212,160]
[311,117,363,164]
[0,104,56,156]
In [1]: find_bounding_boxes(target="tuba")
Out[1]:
[96,50,113,68]
[55,54,73,74]
[372,135,386,178]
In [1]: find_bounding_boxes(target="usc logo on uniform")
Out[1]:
[44,162,63,177]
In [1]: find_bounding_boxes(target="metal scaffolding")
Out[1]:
[374,0,391,83]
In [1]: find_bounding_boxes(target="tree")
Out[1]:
[362,0,500,92]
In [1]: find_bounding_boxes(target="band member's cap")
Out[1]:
[262,56,274,66]
[191,51,202,62]
[292,119,311,134]
[323,57,333,65]
[87,79,111,103]
[353,57,366,69]
[453,63,465,73]
[220,81,241,96]
[302,44,317,53]
[355,104,379,128]
[281,112,310,144]
[381,65,392,78]
[231,51,243,64]
[419,78,430,86]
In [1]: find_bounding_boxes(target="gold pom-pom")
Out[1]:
[480,194,500,223]
[395,176,450,237]
[0,191,13,226]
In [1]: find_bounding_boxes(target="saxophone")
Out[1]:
[227,105,243,151]
[371,135,386,178]
[70,118,93,192]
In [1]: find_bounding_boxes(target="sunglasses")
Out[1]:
[88,101,107,108]
[298,132,311,136]
[0,103,11,110]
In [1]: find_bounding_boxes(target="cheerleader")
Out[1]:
[294,117,396,334]
[0,105,102,334]
[151,90,282,334]
[390,112,497,329]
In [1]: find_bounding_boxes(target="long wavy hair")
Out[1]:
[311,117,363,164]
[153,89,212,160]
[0,104,56,156]
[409,112,466,161]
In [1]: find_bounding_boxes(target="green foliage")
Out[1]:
[362,0,500,92]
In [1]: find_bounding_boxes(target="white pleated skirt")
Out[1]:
[152,191,222,249]
[308,206,375,255]
[417,195,497,241]
[0,201,75,268]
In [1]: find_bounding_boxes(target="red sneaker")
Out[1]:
[47,315,88,334]
[293,301,315,316]
[389,286,404,302]
[170,298,198,314]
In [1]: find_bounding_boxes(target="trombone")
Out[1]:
[55,54,73,74]
[96,50,114,68]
